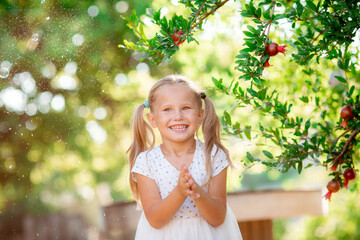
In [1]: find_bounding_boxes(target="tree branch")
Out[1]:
[334,129,359,162]
[311,29,325,44]
[330,128,352,149]
[265,2,276,43]
[191,0,229,29]
[190,1,206,29]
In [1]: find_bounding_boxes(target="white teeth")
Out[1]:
[171,125,186,130]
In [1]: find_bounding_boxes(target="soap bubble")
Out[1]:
[115,73,127,86]
[88,6,99,17]
[72,33,84,46]
[115,1,129,13]
[0,68,9,78]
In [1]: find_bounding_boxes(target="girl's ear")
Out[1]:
[198,109,204,125]
[147,112,157,128]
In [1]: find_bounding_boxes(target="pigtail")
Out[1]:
[202,96,232,182]
[127,103,155,202]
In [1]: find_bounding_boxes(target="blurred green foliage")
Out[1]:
[0,0,160,232]
[1,0,360,239]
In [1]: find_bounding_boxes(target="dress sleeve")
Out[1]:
[211,147,229,177]
[131,152,154,182]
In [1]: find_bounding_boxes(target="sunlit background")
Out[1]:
[1,0,359,239]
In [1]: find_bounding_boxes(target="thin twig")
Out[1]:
[192,0,229,29]
[341,56,349,89]
[297,15,319,22]
[265,1,277,43]
[326,43,338,55]
[331,128,352,148]
[334,129,359,162]
[190,1,206,29]
[310,29,325,44]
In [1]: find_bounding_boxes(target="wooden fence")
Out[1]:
[22,213,87,240]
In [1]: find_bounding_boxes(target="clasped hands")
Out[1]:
[177,164,201,199]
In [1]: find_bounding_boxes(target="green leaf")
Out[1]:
[348,85,355,97]
[243,31,255,37]
[242,48,255,52]
[253,78,263,86]
[298,161,303,174]
[255,8,262,18]
[223,111,232,126]
[335,76,346,83]
[247,88,258,97]
[212,77,224,90]
[244,126,251,140]
[231,101,239,111]
[246,152,254,163]
[259,123,264,132]
[263,150,274,159]
[236,51,251,58]
[305,119,311,133]
[299,96,309,103]
[247,25,258,34]
[296,2,304,17]
[123,39,137,50]
[306,0,318,12]
[273,14,286,20]
[337,59,345,70]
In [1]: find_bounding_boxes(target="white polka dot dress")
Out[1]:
[131,140,243,240]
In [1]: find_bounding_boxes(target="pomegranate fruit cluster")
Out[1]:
[325,104,358,201]
[324,168,356,200]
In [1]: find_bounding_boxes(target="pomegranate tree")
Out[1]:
[123,0,360,201]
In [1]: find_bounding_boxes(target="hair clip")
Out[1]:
[142,100,150,108]
[200,92,206,99]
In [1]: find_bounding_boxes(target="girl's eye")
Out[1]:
[164,108,171,112]
[184,106,190,110]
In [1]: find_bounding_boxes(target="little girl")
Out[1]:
[128,75,242,239]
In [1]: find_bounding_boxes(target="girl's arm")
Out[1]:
[188,167,228,227]
[135,166,192,229]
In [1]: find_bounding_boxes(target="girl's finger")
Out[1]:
[187,179,193,188]
[179,164,186,178]
[192,193,200,199]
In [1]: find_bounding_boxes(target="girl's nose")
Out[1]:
[174,109,183,120]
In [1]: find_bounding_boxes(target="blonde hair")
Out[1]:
[128,75,232,202]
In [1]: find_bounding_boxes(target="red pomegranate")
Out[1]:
[171,30,185,46]
[343,168,356,189]
[340,105,354,120]
[324,179,340,201]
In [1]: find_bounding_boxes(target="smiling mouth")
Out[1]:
[170,125,188,132]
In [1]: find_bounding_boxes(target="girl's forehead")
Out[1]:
[154,84,196,98]
[151,84,200,106]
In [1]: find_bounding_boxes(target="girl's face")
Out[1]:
[147,84,204,145]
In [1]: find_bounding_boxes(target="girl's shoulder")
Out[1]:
[137,145,161,161]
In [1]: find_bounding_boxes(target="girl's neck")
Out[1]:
[161,139,196,157]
